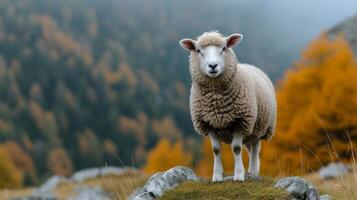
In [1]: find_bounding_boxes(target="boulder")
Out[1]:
[70,166,128,183]
[12,197,57,200]
[129,166,198,200]
[22,175,68,200]
[274,176,319,200]
[34,176,67,194]
[319,194,331,200]
[318,162,350,179]
[14,166,128,200]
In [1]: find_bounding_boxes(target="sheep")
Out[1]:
[179,31,276,182]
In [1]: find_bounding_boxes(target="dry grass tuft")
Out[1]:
[103,170,149,200]
[0,170,149,200]
[306,171,357,200]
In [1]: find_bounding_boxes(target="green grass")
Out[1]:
[159,177,290,200]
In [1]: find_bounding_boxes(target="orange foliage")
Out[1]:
[0,119,15,136]
[102,139,118,155]
[138,69,159,93]
[3,141,36,182]
[21,135,34,151]
[29,82,43,101]
[174,81,186,97]
[78,128,99,154]
[143,139,192,173]
[119,62,137,88]
[152,116,182,140]
[78,128,103,163]
[34,15,93,65]
[261,35,357,176]
[118,112,148,147]
[29,101,60,146]
[0,146,22,188]
[47,148,73,176]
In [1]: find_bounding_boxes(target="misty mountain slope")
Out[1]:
[329,14,357,54]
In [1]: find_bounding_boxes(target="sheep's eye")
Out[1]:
[222,47,227,51]
[197,49,204,56]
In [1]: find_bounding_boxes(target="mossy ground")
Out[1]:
[159,177,290,200]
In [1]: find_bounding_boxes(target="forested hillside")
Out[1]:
[0,0,300,185]
[0,0,191,185]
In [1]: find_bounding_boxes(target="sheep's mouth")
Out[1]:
[207,70,220,77]
[209,70,218,74]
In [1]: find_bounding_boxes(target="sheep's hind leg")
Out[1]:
[231,133,245,181]
[209,133,223,182]
[248,140,261,175]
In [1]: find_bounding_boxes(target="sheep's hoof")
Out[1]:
[212,173,223,182]
[245,172,262,181]
[233,173,245,182]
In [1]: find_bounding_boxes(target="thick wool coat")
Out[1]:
[189,32,276,144]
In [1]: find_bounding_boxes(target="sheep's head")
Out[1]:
[180,32,242,80]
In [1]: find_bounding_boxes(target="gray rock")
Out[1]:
[68,186,110,200]
[100,166,126,175]
[25,175,67,200]
[318,162,350,179]
[35,176,67,194]
[12,193,58,200]
[15,166,128,200]
[70,168,100,183]
[70,166,127,183]
[275,176,319,200]
[319,194,331,200]
[130,166,198,200]
[128,191,155,200]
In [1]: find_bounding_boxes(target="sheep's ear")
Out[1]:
[179,38,197,52]
[225,34,243,48]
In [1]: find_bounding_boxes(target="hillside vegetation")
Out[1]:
[0,0,305,187]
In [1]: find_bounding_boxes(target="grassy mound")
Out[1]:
[159,177,289,200]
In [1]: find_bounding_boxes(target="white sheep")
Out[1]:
[179,31,276,182]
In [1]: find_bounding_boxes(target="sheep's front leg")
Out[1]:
[248,140,261,175]
[209,133,223,182]
[231,133,245,181]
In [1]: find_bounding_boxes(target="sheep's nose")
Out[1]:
[208,64,218,69]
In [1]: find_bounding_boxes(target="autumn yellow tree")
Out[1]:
[144,139,192,173]
[261,35,357,175]
[78,128,103,165]
[3,141,37,184]
[47,148,73,176]
[0,146,22,188]
[152,116,182,140]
